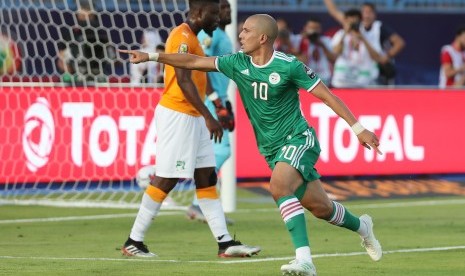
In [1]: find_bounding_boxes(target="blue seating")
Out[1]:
[237,0,465,12]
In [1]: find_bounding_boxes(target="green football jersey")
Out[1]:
[216,51,321,156]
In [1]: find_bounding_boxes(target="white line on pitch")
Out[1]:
[0,211,181,224]
[234,198,465,213]
[0,245,464,264]
[2,198,465,224]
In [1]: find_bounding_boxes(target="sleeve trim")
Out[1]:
[214,57,220,72]
[306,79,321,93]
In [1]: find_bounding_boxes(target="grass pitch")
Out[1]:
[1,189,464,275]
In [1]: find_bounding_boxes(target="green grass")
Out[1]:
[1,190,465,275]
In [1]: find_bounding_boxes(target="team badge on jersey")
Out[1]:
[303,64,316,79]
[269,72,281,85]
[178,43,188,53]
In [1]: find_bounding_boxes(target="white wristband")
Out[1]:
[207,91,219,101]
[148,52,159,62]
[351,122,365,135]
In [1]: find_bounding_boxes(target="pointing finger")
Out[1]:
[372,144,383,155]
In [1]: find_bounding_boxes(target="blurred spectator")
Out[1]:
[0,28,21,76]
[360,3,405,85]
[324,0,405,86]
[57,1,115,84]
[330,9,383,88]
[56,41,75,83]
[130,29,164,85]
[274,18,300,56]
[296,17,336,86]
[439,25,465,89]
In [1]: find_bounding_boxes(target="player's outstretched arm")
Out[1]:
[312,82,382,155]
[118,49,217,72]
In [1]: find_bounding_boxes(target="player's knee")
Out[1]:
[269,184,293,201]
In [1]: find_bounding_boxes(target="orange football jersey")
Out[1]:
[159,23,207,116]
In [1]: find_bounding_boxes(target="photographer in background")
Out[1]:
[274,18,300,56]
[324,0,405,86]
[330,9,383,88]
[360,3,405,86]
[296,17,336,86]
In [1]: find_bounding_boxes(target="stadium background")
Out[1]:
[1,1,465,275]
[1,0,465,85]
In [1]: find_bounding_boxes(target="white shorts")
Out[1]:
[155,105,216,178]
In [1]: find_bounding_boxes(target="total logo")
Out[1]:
[22,98,157,172]
[22,97,55,172]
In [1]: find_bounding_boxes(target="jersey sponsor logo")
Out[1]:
[178,43,188,53]
[303,64,316,79]
[269,72,281,85]
[240,69,250,76]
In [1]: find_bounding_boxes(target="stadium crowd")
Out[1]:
[0,0,464,88]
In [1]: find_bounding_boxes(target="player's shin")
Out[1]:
[196,185,232,242]
[129,185,167,241]
[278,195,312,262]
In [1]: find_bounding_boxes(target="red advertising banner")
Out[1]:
[1,86,465,184]
[0,86,161,183]
[236,89,465,177]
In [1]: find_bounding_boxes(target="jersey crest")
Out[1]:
[269,72,281,85]
[178,43,188,53]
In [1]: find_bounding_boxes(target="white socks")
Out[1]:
[357,218,369,238]
[197,198,232,242]
[129,193,162,241]
[296,246,312,262]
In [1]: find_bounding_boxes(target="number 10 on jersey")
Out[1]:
[252,82,268,100]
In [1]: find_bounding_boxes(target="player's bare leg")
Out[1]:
[300,179,382,261]
[269,162,316,275]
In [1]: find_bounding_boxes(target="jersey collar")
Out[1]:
[249,51,276,68]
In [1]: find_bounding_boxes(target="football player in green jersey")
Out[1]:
[120,13,383,276]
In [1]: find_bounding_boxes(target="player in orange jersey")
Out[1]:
[120,0,260,258]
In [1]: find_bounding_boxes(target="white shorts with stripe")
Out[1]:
[155,105,216,178]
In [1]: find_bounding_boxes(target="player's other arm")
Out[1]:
[311,82,382,154]
[119,49,217,72]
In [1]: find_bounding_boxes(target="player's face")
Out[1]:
[238,18,261,54]
[219,0,232,26]
[200,4,220,36]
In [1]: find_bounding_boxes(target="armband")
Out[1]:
[351,122,366,136]
[148,52,159,62]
